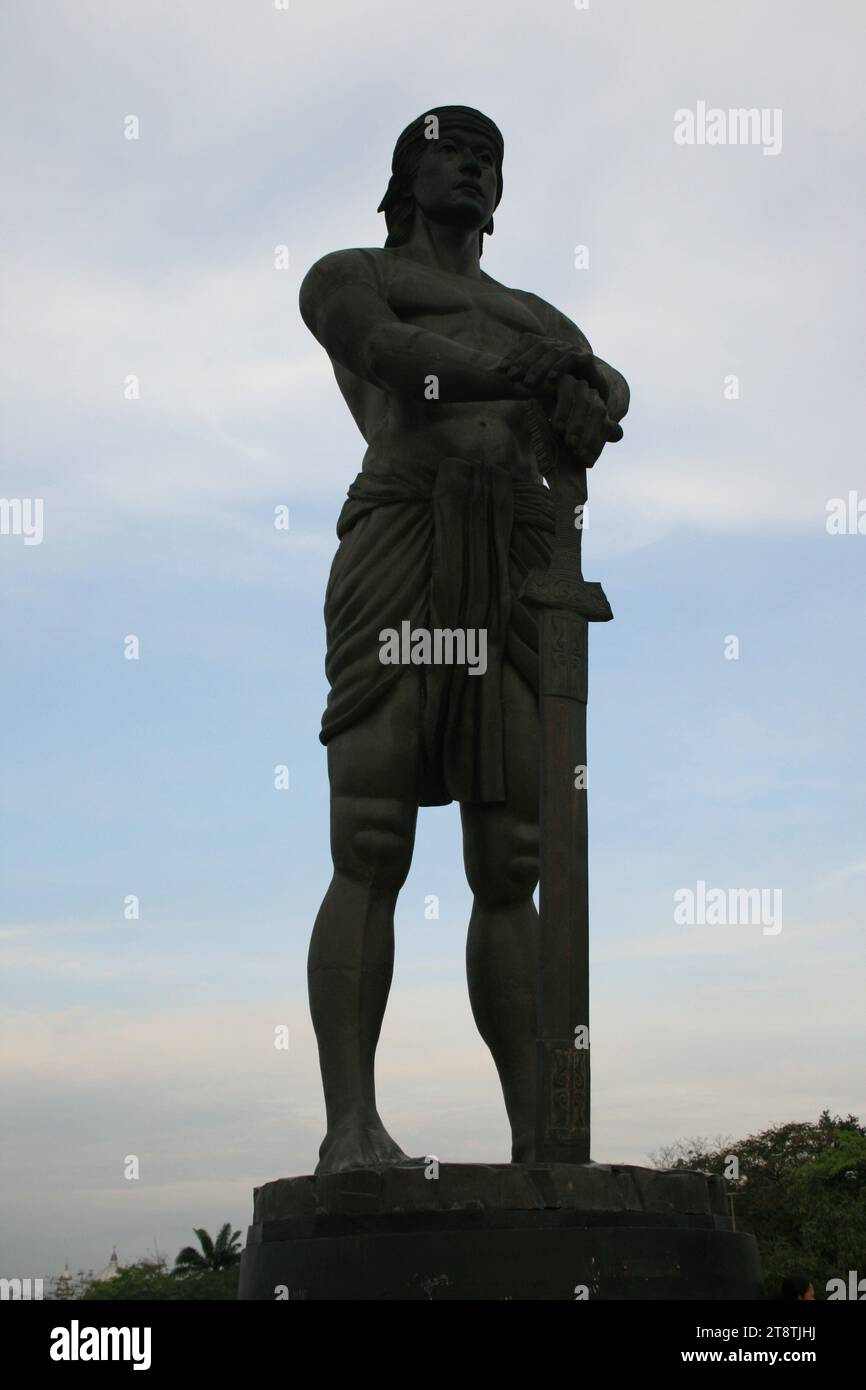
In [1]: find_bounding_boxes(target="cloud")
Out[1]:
[3,0,865,1284]
[4,0,864,579]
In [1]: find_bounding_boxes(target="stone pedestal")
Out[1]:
[238,1163,763,1300]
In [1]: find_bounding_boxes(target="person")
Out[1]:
[780,1274,815,1300]
[299,106,629,1174]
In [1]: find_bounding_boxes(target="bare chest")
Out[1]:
[383,264,545,353]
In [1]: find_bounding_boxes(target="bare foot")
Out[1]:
[315,1119,425,1175]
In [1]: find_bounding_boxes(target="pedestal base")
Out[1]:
[238,1163,763,1300]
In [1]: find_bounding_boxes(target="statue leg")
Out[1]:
[308,673,421,1175]
[461,661,540,1163]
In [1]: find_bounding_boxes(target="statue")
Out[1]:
[299,105,629,1176]
[237,106,764,1301]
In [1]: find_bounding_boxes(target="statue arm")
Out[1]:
[496,294,629,467]
[299,251,534,403]
[550,307,630,425]
[505,295,630,427]
[582,353,629,426]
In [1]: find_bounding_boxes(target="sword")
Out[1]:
[523,399,613,1164]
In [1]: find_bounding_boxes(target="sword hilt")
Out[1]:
[524,400,612,622]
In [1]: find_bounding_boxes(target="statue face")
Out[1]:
[411,125,499,234]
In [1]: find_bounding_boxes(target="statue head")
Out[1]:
[378,106,504,256]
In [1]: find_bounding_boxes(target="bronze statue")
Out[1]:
[300,106,629,1175]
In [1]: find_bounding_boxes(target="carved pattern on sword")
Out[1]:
[546,1045,590,1140]
[547,613,585,701]
[526,398,558,479]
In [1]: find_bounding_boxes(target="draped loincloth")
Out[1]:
[320,455,554,806]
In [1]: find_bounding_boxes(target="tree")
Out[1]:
[174,1223,242,1276]
[651,1110,866,1296]
[80,1255,238,1301]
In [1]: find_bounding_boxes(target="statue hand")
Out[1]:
[551,376,614,468]
[498,333,611,401]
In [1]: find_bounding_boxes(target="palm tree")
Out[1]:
[174,1223,242,1275]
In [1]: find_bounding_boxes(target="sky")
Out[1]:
[1,0,864,1283]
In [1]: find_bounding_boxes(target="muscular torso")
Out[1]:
[328,248,571,481]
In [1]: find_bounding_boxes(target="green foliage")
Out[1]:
[174,1222,242,1275]
[77,1223,243,1300]
[80,1257,238,1301]
[652,1110,866,1296]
